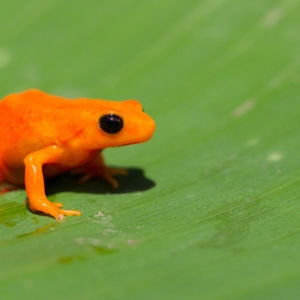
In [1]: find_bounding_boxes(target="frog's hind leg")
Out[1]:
[0,163,20,194]
[0,181,20,195]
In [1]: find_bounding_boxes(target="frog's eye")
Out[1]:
[99,114,123,134]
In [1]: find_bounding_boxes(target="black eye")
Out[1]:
[99,114,123,134]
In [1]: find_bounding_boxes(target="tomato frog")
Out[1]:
[0,89,155,221]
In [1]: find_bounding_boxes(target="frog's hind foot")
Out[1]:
[0,182,20,195]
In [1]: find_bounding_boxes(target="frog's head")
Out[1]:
[80,99,156,149]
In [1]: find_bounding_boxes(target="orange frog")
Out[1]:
[0,89,155,221]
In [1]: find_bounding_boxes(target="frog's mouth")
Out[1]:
[115,143,133,147]
[114,140,143,147]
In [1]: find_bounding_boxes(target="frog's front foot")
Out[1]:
[29,198,81,221]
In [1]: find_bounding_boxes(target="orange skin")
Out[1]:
[0,89,155,221]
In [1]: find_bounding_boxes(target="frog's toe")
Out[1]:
[109,168,128,176]
[106,176,119,189]
[29,198,81,221]
[60,208,81,216]
[77,173,93,184]
[102,167,128,188]
[50,207,81,221]
[56,214,65,222]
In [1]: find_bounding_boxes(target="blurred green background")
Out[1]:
[1,0,300,299]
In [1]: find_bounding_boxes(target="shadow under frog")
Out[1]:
[45,167,155,196]
[0,167,155,223]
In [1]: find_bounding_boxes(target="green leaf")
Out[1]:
[1,0,300,299]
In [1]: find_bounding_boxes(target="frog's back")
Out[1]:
[0,90,67,160]
[0,89,60,137]
[0,89,66,110]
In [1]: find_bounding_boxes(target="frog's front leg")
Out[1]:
[24,145,81,221]
[71,154,127,188]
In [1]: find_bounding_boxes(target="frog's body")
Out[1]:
[0,89,155,220]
